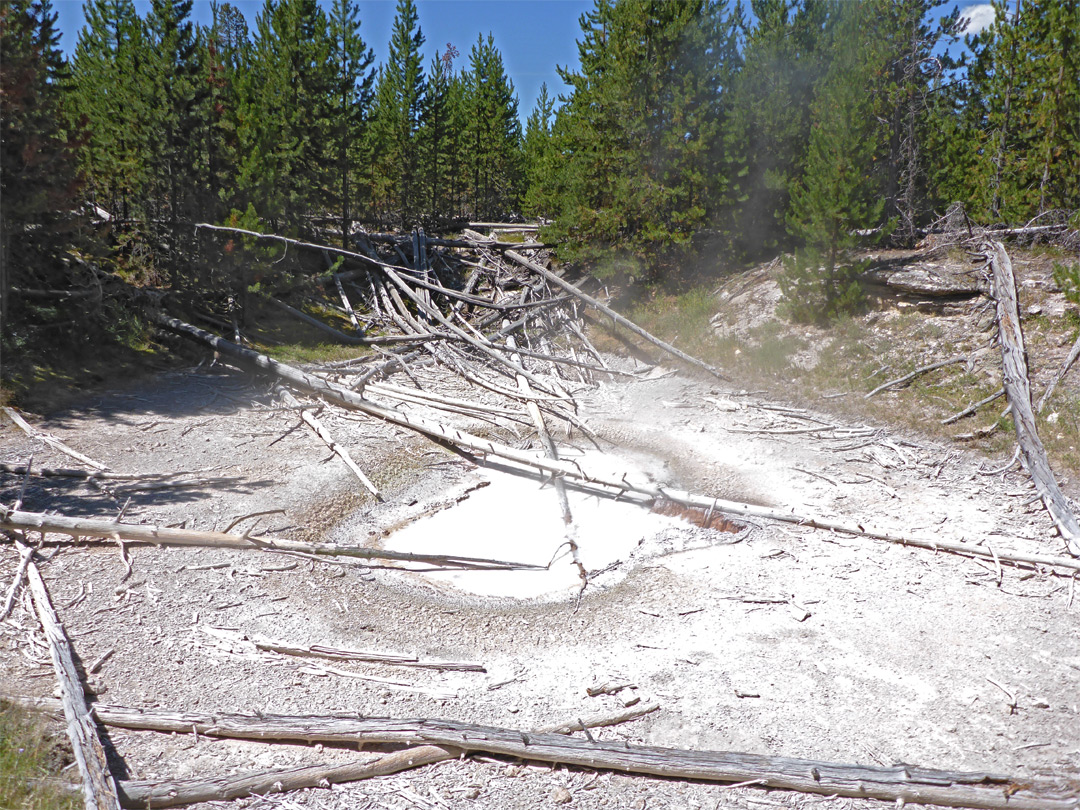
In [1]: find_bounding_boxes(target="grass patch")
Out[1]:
[264,341,367,366]
[0,702,79,810]
[628,287,723,362]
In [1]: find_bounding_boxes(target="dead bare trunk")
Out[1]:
[987,240,1080,556]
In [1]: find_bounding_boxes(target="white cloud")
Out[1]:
[960,3,997,35]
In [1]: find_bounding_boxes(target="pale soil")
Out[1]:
[2,337,1079,809]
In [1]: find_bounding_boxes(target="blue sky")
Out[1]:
[52,0,993,122]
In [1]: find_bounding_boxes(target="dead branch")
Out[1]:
[11,699,657,810]
[332,271,362,332]
[0,539,34,621]
[942,389,1005,425]
[987,240,1080,557]
[503,250,726,380]
[864,356,967,399]
[276,389,380,499]
[253,637,485,671]
[2,407,108,471]
[8,700,1074,810]
[1035,330,1080,413]
[25,562,122,810]
[0,506,543,571]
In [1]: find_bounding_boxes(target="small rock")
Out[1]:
[1027,304,1043,316]
[552,786,573,804]
[464,787,481,800]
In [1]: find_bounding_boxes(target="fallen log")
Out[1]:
[0,507,542,571]
[26,562,122,810]
[149,311,1080,573]
[10,698,656,809]
[503,250,726,380]
[987,240,1080,557]
[6,700,1073,810]
[942,389,1006,425]
[507,328,585,590]
[254,637,484,671]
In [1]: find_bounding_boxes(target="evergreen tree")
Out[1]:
[722,0,832,259]
[419,43,460,224]
[781,2,881,322]
[462,33,521,220]
[369,0,425,226]
[864,0,961,245]
[142,0,202,227]
[199,2,249,217]
[1024,0,1080,215]
[327,0,375,246]
[69,0,144,221]
[0,0,82,316]
[544,0,739,281]
[237,0,333,230]
[955,0,1080,223]
[521,82,556,218]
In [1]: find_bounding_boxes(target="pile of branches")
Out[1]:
[183,223,718,441]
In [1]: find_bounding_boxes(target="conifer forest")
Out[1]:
[1,0,1079,349]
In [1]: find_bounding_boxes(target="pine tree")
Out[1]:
[327,0,375,246]
[781,2,881,322]
[201,1,249,216]
[0,0,82,316]
[544,0,739,281]
[521,82,556,218]
[237,0,333,230]
[69,0,145,221]
[462,33,521,220]
[864,0,961,245]
[722,0,832,259]
[955,0,1080,223]
[419,43,461,224]
[368,0,425,226]
[142,0,202,228]
[1027,0,1079,215]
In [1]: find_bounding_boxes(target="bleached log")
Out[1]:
[468,222,540,231]
[7,699,1074,810]
[2,407,108,471]
[333,272,362,331]
[25,562,122,810]
[942,389,1005,425]
[149,312,1080,574]
[987,240,1080,557]
[503,251,725,380]
[0,507,542,571]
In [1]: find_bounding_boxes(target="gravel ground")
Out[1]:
[2,350,1079,810]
